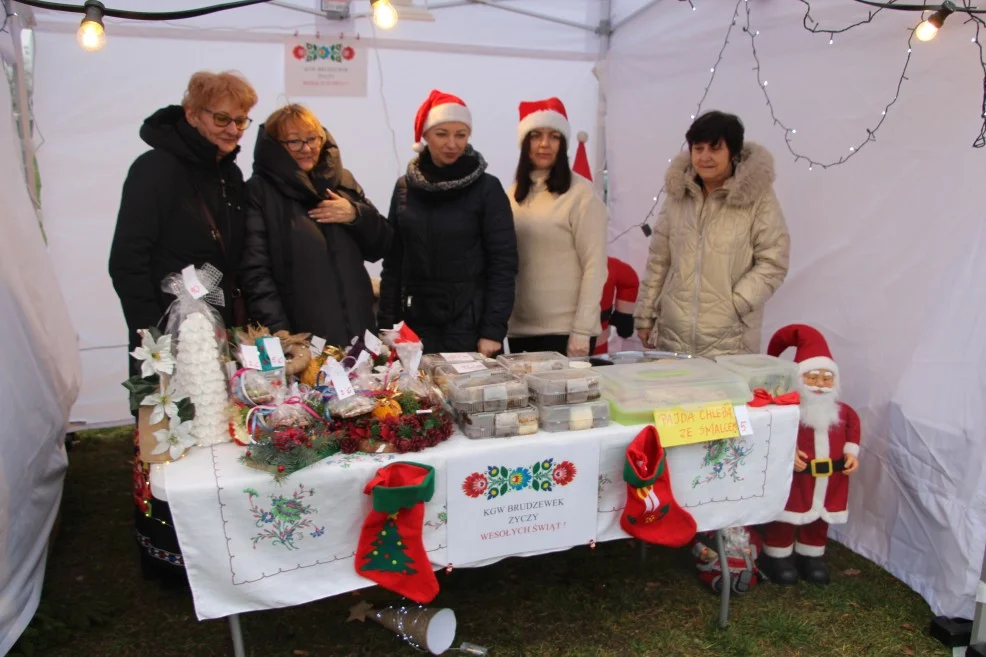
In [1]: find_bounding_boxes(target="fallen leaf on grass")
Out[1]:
[901,623,917,632]
[645,581,662,590]
[902,648,915,655]
[842,568,862,576]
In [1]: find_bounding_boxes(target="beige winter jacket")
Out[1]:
[633,143,790,357]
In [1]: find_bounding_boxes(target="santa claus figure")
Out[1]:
[759,324,861,585]
[595,257,640,355]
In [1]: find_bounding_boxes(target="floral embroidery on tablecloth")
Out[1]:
[329,452,398,470]
[691,439,754,489]
[244,484,324,550]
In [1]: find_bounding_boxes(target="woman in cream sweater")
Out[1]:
[506,98,608,357]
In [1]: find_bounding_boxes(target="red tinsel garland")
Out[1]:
[334,404,454,454]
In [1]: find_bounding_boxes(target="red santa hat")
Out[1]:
[412,89,472,153]
[572,131,592,181]
[517,97,571,147]
[766,324,838,376]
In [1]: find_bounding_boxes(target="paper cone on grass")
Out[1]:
[372,606,456,655]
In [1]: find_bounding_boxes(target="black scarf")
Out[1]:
[406,146,487,193]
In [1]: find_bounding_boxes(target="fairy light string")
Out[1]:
[612,0,986,243]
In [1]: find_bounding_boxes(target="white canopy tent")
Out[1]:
[3,0,983,646]
[606,0,986,623]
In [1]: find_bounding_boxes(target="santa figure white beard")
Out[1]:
[799,383,841,431]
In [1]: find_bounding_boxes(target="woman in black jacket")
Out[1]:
[108,70,257,588]
[240,104,390,345]
[109,71,258,366]
[378,90,517,356]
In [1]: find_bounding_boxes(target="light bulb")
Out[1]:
[915,20,939,42]
[77,19,105,51]
[372,0,398,30]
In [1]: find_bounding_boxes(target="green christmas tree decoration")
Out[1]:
[361,513,417,575]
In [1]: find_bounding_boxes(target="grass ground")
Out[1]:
[10,427,950,657]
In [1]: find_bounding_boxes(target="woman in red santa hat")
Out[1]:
[759,324,861,586]
[506,97,608,357]
[378,90,517,356]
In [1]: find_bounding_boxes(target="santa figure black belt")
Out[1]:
[758,324,862,587]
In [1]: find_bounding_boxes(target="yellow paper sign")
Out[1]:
[652,401,740,447]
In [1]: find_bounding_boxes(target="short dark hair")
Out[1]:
[513,133,572,203]
[685,111,744,159]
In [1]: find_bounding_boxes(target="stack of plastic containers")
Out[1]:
[714,354,799,396]
[525,368,610,432]
[596,359,752,426]
[447,370,538,439]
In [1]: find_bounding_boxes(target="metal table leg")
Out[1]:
[715,529,730,629]
[229,613,246,657]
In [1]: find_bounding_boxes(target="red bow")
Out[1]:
[748,388,800,407]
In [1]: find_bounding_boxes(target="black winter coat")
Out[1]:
[378,148,517,353]
[109,106,247,368]
[240,125,390,345]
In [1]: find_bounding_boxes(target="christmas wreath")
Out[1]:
[335,392,454,454]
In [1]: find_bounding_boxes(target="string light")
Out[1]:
[612,0,986,242]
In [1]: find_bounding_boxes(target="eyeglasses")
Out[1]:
[205,108,252,131]
[280,136,323,153]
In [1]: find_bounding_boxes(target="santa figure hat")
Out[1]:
[412,89,472,153]
[517,97,571,147]
[572,131,592,181]
[767,324,838,376]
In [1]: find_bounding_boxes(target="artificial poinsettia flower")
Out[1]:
[152,418,196,460]
[141,381,187,424]
[131,330,176,378]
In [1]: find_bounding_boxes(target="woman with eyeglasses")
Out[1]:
[110,70,258,364]
[239,104,390,345]
[108,70,257,590]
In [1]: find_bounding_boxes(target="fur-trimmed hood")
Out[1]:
[665,142,775,208]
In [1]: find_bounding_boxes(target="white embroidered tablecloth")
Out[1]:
[151,405,799,620]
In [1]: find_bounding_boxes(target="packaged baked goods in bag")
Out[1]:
[161,264,231,447]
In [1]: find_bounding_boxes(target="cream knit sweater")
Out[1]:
[507,172,608,337]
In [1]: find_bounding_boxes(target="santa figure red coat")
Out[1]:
[761,324,861,585]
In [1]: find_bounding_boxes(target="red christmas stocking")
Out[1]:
[620,425,697,547]
[355,462,439,604]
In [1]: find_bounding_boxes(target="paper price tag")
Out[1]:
[408,350,422,376]
[452,361,488,374]
[355,350,371,370]
[734,405,754,436]
[261,337,286,368]
[322,358,355,399]
[309,335,326,357]
[364,330,383,356]
[653,400,740,448]
[181,265,207,300]
[440,352,473,362]
[240,345,263,370]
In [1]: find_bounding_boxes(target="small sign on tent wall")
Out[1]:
[284,37,368,97]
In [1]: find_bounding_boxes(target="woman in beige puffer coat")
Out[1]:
[634,111,790,357]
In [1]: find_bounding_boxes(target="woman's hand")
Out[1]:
[309,189,356,224]
[567,334,590,357]
[637,327,652,347]
[477,338,501,357]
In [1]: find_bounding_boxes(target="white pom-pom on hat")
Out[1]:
[412,142,425,153]
[577,131,589,143]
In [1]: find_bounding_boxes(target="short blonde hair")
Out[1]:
[182,71,258,114]
[264,104,322,141]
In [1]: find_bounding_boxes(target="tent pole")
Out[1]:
[971,545,986,646]
[269,0,507,21]
[594,0,611,198]
[7,1,41,211]
[468,0,598,33]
